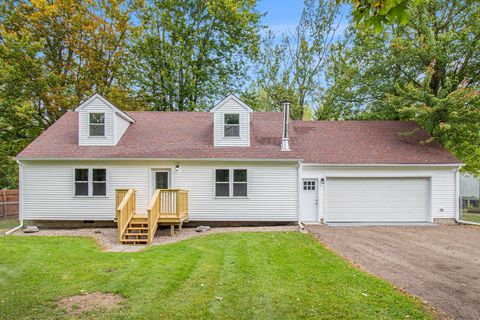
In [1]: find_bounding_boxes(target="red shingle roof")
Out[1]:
[17,111,461,165]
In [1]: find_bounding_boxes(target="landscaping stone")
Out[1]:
[14,225,298,252]
[195,225,211,233]
[23,226,39,233]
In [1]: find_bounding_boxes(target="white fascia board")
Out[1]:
[302,163,464,167]
[75,93,135,123]
[16,157,303,163]
[210,93,253,113]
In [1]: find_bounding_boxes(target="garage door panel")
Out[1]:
[326,177,430,223]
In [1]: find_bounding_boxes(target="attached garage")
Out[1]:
[326,177,431,223]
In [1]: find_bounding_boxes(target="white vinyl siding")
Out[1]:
[21,160,298,221]
[78,98,115,146]
[114,113,130,144]
[301,166,457,220]
[78,97,131,146]
[213,99,250,146]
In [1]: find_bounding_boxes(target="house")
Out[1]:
[16,93,462,235]
[460,174,480,209]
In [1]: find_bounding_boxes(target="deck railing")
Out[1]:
[117,188,136,242]
[147,189,161,244]
[158,189,188,218]
[115,188,129,222]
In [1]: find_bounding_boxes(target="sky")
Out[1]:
[256,0,352,36]
[256,0,305,34]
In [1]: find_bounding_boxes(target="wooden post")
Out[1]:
[170,224,174,237]
[2,189,6,219]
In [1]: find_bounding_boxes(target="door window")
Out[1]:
[155,172,169,189]
[303,180,316,191]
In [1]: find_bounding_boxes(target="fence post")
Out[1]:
[2,189,6,219]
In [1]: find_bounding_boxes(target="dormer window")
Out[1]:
[89,113,105,137]
[224,113,240,137]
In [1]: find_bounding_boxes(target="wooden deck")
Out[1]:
[116,188,189,244]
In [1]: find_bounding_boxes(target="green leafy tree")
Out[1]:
[0,0,137,188]
[349,0,418,32]
[245,0,341,119]
[323,0,480,174]
[130,0,262,111]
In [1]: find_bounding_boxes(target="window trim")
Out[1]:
[73,168,108,198]
[88,112,106,137]
[214,168,248,198]
[74,168,89,197]
[223,113,240,138]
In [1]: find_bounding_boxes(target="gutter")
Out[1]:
[6,160,24,235]
[15,157,304,163]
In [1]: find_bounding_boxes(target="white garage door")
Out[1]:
[326,177,430,223]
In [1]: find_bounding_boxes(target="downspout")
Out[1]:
[297,160,306,232]
[6,160,24,234]
[455,167,460,223]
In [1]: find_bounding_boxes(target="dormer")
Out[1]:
[210,94,253,147]
[75,94,134,146]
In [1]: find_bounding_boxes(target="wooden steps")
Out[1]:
[120,216,149,244]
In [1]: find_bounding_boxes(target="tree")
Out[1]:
[244,0,341,119]
[130,0,262,111]
[323,0,480,174]
[350,0,417,32]
[0,0,137,187]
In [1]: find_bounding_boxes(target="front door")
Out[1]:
[154,171,169,190]
[301,179,318,222]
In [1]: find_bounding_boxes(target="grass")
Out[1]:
[461,211,480,223]
[0,217,18,234]
[0,232,433,319]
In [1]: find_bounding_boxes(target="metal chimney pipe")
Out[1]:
[281,100,290,151]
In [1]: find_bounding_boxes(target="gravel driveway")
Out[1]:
[307,224,480,320]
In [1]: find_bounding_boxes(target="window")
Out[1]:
[224,113,240,137]
[303,180,316,191]
[215,169,230,197]
[74,168,107,196]
[233,169,247,196]
[92,169,107,196]
[215,169,247,197]
[89,113,105,136]
[74,169,89,196]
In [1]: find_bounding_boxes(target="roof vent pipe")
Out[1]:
[281,100,291,151]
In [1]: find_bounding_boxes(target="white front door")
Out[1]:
[301,179,318,222]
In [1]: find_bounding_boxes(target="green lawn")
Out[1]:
[0,232,433,319]
[461,211,480,223]
[0,218,18,234]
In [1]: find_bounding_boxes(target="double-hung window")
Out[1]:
[215,169,230,197]
[89,113,105,136]
[224,113,240,137]
[215,169,247,197]
[74,168,107,196]
[74,169,89,196]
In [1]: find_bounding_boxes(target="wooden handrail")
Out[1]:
[157,189,188,218]
[117,188,136,242]
[147,189,161,244]
[115,189,129,221]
